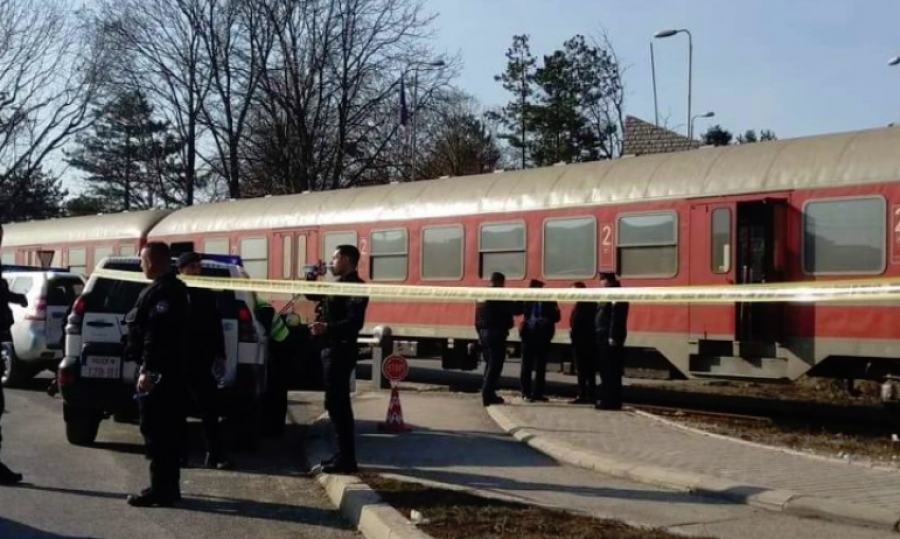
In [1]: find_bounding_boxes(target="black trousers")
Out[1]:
[188,374,223,459]
[572,333,597,401]
[322,345,357,465]
[520,332,551,399]
[479,329,508,402]
[139,385,187,497]
[597,342,624,409]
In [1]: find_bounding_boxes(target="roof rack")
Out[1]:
[1,264,72,273]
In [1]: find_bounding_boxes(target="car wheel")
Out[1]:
[1,343,34,388]
[63,404,102,446]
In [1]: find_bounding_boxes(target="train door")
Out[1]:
[688,203,737,339]
[274,229,317,280]
[734,199,786,344]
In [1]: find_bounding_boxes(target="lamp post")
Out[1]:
[690,111,715,141]
[654,28,693,138]
[889,56,900,66]
[410,60,446,180]
[650,41,659,126]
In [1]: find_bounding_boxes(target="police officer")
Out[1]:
[309,245,368,474]
[519,279,560,402]
[0,224,26,485]
[126,242,190,507]
[595,272,629,411]
[255,295,290,435]
[176,252,231,470]
[569,282,597,405]
[475,272,520,407]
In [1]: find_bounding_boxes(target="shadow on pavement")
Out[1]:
[0,517,98,539]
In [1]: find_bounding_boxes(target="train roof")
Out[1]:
[1,209,173,247]
[146,125,900,237]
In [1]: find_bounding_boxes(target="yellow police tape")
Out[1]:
[92,268,900,304]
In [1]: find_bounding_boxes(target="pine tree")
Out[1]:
[487,35,537,169]
[66,91,183,211]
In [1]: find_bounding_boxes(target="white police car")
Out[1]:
[58,255,278,446]
[1,266,84,386]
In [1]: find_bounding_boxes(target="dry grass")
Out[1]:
[364,475,715,539]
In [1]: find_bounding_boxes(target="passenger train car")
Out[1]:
[4,126,900,381]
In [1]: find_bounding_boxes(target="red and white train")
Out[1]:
[4,125,900,381]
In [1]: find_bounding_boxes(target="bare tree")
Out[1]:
[243,0,452,194]
[97,0,213,206]
[0,0,105,205]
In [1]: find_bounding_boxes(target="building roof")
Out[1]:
[147,125,900,237]
[2,210,172,248]
[622,116,700,156]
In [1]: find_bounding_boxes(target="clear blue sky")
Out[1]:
[427,0,900,138]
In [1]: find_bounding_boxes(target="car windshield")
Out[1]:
[85,261,240,316]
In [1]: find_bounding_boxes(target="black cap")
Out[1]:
[177,251,202,269]
[598,271,618,282]
[529,279,545,288]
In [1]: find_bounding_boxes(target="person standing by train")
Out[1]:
[0,225,26,485]
[126,242,191,507]
[519,279,559,402]
[309,245,368,474]
[176,252,232,470]
[569,281,597,405]
[476,272,521,406]
[595,272,629,410]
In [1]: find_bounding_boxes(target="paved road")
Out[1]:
[0,378,358,539]
[340,390,898,539]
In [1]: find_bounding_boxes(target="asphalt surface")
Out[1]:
[0,377,358,539]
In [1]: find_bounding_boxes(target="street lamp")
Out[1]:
[654,28,693,138]
[650,41,659,126]
[889,56,900,66]
[690,111,715,140]
[410,60,445,179]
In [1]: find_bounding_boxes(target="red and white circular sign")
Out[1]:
[382,354,409,382]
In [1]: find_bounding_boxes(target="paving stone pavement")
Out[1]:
[496,401,900,510]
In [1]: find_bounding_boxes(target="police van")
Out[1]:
[1,266,85,386]
[58,255,281,447]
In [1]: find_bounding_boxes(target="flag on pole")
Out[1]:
[399,77,409,127]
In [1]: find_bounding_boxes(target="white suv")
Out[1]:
[1,267,84,386]
[58,255,277,447]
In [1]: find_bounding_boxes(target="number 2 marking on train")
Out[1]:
[601,225,613,246]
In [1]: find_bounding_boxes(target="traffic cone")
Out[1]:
[378,385,412,433]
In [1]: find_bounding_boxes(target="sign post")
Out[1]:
[378,354,412,433]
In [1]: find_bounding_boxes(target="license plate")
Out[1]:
[82,356,121,378]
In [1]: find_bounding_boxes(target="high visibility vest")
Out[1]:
[257,299,289,343]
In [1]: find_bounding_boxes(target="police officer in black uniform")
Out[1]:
[309,245,368,474]
[0,225,26,485]
[126,242,190,507]
[569,281,597,405]
[519,279,560,402]
[475,272,521,407]
[595,272,629,411]
[177,252,231,470]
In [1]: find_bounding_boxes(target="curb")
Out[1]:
[486,404,900,533]
[288,404,437,539]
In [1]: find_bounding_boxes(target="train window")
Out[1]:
[370,229,408,281]
[297,235,307,272]
[203,238,229,255]
[711,208,732,274]
[323,231,357,260]
[543,217,596,278]
[803,197,886,275]
[94,245,113,266]
[479,222,526,279]
[422,225,464,280]
[118,245,136,257]
[68,248,87,275]
[0,251,14,265]
[240,237,268,279]
[282,236,292,279]
[617,212,677,278]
